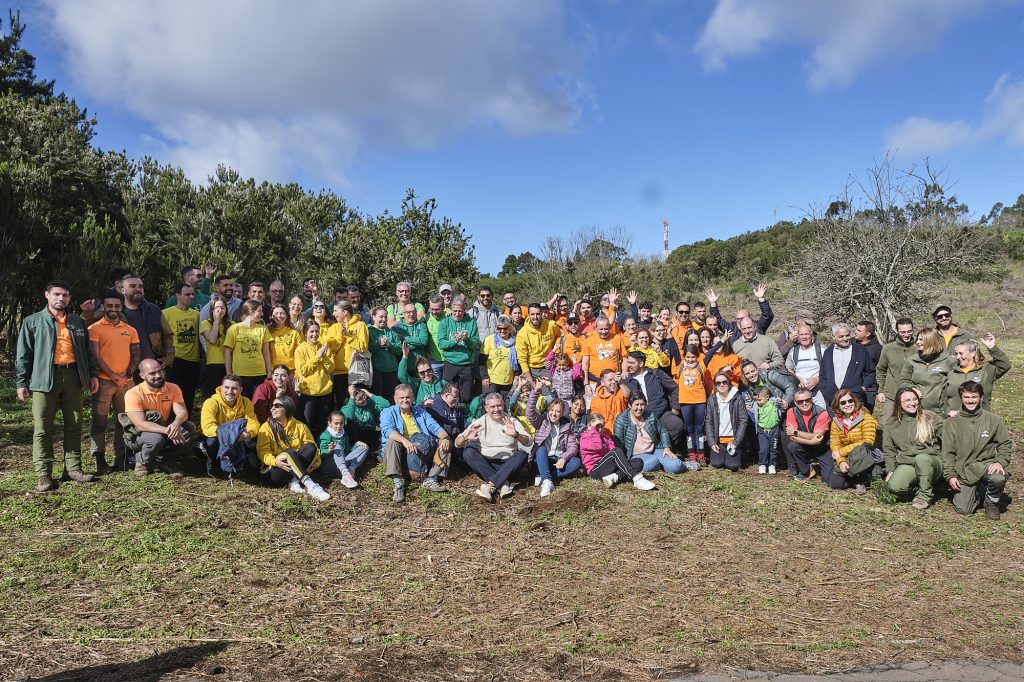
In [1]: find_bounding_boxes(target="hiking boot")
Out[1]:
[602,472,620,488]
[539,479,555,498]
[36,476,58,493]
[854,484,867,495]
[911,497,930,510]
[63,469,96,483]
[95,455,112,475]
[984,499,1001,521]
[134,460,150,478]
[420,477,447,493]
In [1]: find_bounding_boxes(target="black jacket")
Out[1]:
[621,370,679,419]
[818,343,877,407]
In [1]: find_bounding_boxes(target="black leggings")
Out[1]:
[300,394,334,436]
[263,443,317,487]
[589,448,643,481]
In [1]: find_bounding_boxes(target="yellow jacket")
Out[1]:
[514,320,561,370]
[324,316,369,373]
[200,387,260,439]
[628,345,670,369]
[830,410,879,463]
[294,342,334,396]
[256,417,318,470]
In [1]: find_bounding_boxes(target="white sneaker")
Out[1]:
[288,478,303,494]
[533,476,542,487]
[475,483,494,501]
[499,483,514,498]
[539,479,555,498]
[340,471,358,489]
[602,472,620,488]
[632,474,656,491]
[306,483,331,501]
[758,465,767,475]
[768,465,777,475]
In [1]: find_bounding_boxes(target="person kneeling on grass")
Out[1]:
[884,387,943,510]
[704,371,749,472]
[580,413,655,490]
[942,381,1013,520]
[525,379,581,498]
[614,394,698,475]
[827,389,881,494]
[379,384,452,503]
[456,392,532,502]
[255,395,330,501]
[318,410,368,490]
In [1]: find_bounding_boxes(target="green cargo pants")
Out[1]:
[887,453,943,503]
[31,364,85,477]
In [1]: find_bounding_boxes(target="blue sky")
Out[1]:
[19,0,1024,275]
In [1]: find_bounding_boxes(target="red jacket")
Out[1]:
[252,379,299,423]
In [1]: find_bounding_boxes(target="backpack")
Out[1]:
[348,350,374,387]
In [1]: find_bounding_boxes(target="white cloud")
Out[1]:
[695,0,985,90]
[39,0,586,183]
[887,74,1024,154]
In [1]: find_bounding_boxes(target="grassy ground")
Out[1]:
[1,342,1023,681]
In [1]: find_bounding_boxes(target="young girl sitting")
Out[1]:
[579,413,656,491]
[317,411,369,489]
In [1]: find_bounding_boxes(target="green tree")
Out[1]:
[0,11,54,100]
[498,251,540,278]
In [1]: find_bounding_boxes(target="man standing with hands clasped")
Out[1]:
[16,280,100,491]
[89,291,140,473]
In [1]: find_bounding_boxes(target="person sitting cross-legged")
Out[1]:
[318,410,368,490]
[615,393,698,475]
[255,395,330,501]
[379,384,452,502]
[456,392,532,502]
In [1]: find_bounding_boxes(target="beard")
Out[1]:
[147,377,165,389]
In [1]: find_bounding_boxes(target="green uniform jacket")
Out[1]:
[900,353,951,413]
[942,345,1012,414]
[941,408,1012,485]
[368,326,403,373]
[941,325,975,357]
[340,394,389,430]
[437,317,480,366]
[16,308,98,392]
[876,340,916,399]
[397,356,448,404]
[394,320,428,361]
[882,414,942,471]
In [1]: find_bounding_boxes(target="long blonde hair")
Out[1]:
[889,387,935,444]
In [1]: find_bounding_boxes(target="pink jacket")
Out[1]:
[579,427,615,474]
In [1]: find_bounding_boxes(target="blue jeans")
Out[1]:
[318,444,370,479]
[756,426,779,466]
[636,448,686,474]
[679,403,705,453]
[532,445,582,482]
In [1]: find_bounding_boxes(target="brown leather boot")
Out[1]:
[134,460,150,478]
[63,469,96,483]
[37,476,58,492]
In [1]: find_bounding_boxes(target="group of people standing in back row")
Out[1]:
[14,264,1013,519]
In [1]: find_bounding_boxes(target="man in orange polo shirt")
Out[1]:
[124,359,194,478]
[89,292,140,473]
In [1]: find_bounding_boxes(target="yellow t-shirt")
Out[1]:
[269,325,300,370]
[163,306,200,362]
[482,334,515,385]
[224,323,270,377]
[200,319,227,365]
[401,413,420,438]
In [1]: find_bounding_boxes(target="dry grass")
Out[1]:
[1,342,1023,681]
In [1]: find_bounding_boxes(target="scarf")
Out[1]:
[919,351,942,363]
[493,332,519,373]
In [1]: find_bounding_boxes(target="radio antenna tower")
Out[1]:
[662,219,669,260]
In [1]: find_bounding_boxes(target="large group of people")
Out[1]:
[14,266,1014,519]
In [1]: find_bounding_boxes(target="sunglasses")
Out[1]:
[795,399,812,405]
[839,399,855,405]
[418,369,433,376]
[714,380,730,386]
[934,313,951,319]
[678,310,690,315]
[313,304,326,310]
[271,402,284,408]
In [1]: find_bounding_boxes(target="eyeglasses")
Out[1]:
[839,399,855,406]
[313,304,326,309]
[480,294,492,298]
[271,402,284,408]
[397,289,411,294]
[714,380,729,386]
[795,399,812,405]
[418,369,432,376]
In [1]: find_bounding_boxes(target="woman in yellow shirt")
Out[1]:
[256,396,329,501]
[268,305,300,371]
[627,329,670,371]
[293,322,334,434]
[200,296,231,400]
[223,300,272,397]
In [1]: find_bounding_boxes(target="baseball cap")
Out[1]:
[439,283,453,293]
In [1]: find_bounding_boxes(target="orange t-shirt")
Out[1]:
[583,334,624,380]
[89,317,140,379]
[676,365,708,405]
[705,351,743,391]
[125,382,184,421]
[590,385,629,426]
[53,315,76,365]
[558,331,589,364]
